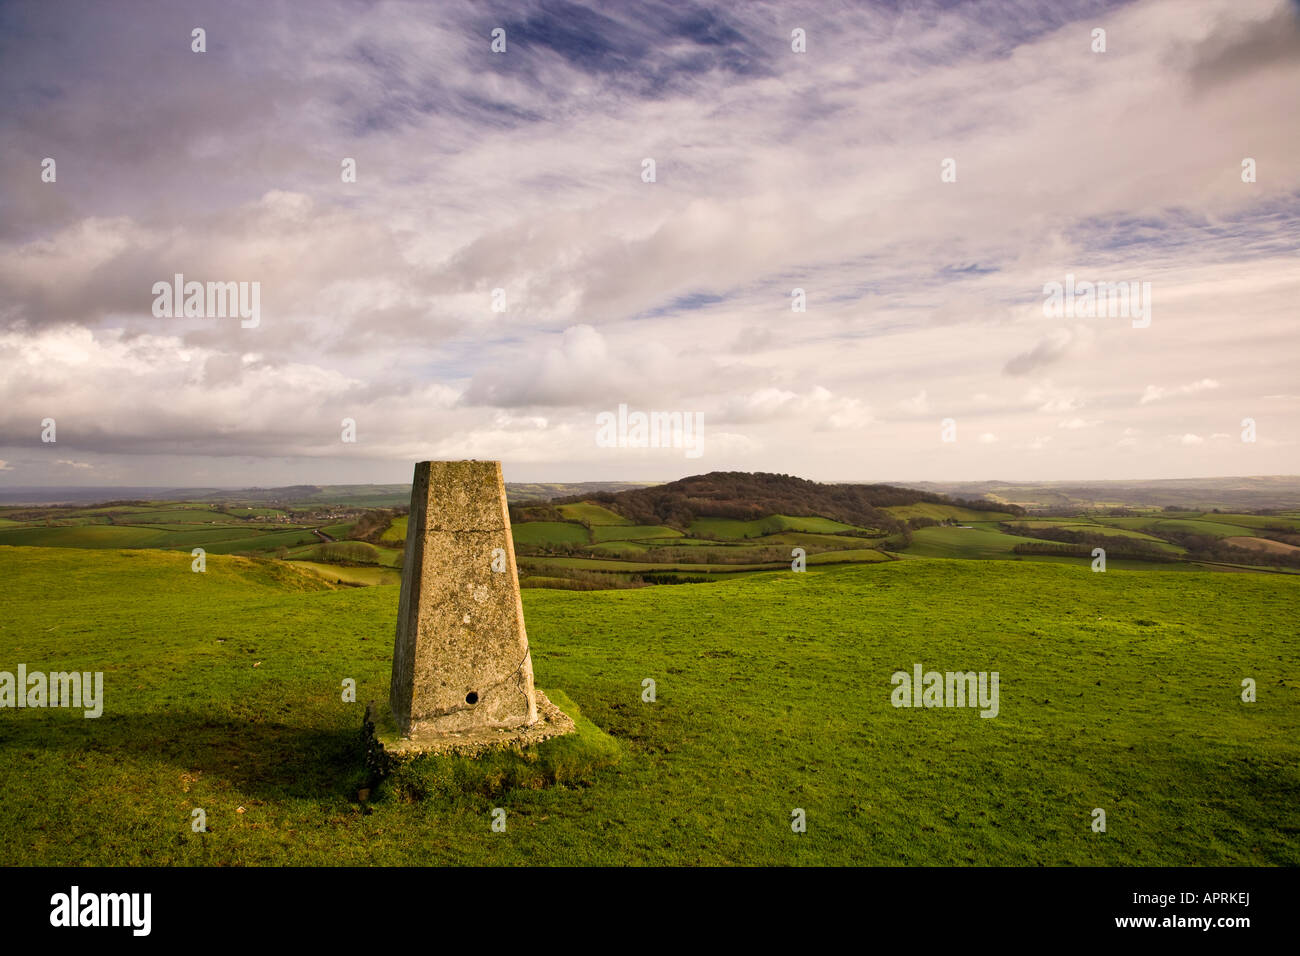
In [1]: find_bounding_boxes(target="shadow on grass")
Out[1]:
[0,711,366,800]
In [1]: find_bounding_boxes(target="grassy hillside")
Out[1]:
[1,546,1295,866]
[379,515,408,543]
[590,524,683,542]
[884,503,1014,523]
[905,526,1043,559]
[566,471,998,531]
[511,521,590,547]
[1096,515,1268,538]
[690,514,869,539]
[291,561,401,587]
[556,502,632,525]
[7,488,1297,593]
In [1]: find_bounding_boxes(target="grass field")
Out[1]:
[1206,514,1300,532]
[556,503,631,525]
[520,556,789,573]
[511,521,590,547]
[289,560,402,587]
[1,545,1295,865]
[690,514,867,539]
[884,503,1015,522]
[1005,520,1187,554]
[1095,516,1261,539]
[590,524,684,542]
[1226,536,1300,554]
[5,496,1294,594]
[0,521,319,555]
[587,540,652,556]
[0,525,166,549]
[904,525,1043,559]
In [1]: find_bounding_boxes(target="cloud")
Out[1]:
[721,386,872,431]
[1140,378,1221,404]
[1023,383,1083,414]
[1186,2,1300,91]
[0,0,1296,484]
[1003,329,1074,376]
[898,390,930,415]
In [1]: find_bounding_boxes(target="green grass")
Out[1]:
[806,548,892,565]
[380,516,408,543]
[590,524,683,542]
[587,540,652,556]
[885,503,1015,522]
[904,525,1043,559]
[749,531,885,551]
[198,530,323,554]
[0,524,320,554]
[521,556,788,573]
[1006,520,1186,554]
[1096,516,1260,539]
[1205,514,1300,532]
[380,689,622,799]
[511,521,590,547]
[0,546,1295,865]
[125,509,234,524]
[555,502,632,525]
[690,514,867,539]
[289,560,401,587]
[0,525,168,549]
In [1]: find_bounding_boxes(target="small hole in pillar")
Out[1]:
[465,691,479,705]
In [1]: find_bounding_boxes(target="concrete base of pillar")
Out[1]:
[367,689,577,761]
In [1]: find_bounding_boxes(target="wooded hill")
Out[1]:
[552,471,1019,532]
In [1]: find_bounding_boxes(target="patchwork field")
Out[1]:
[884,503,1015,523]
[904,526,1042,559]
[511,521,591,547]
[689,514,870,538]
[5,495,1298,595]
[556,502,631,525]
[1095,515,1268,538]
[1,545,1295,866]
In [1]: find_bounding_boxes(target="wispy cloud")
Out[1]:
[0,0,1296,484]
[1140,378,1221,404]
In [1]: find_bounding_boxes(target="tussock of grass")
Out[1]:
[381,691,622,801]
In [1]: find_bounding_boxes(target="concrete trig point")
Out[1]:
[380,460,574,756]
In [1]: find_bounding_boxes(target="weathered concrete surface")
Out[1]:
[368,692,576,762]
[389,461,557,742]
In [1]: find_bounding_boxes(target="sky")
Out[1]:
[1,0,1297,487]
